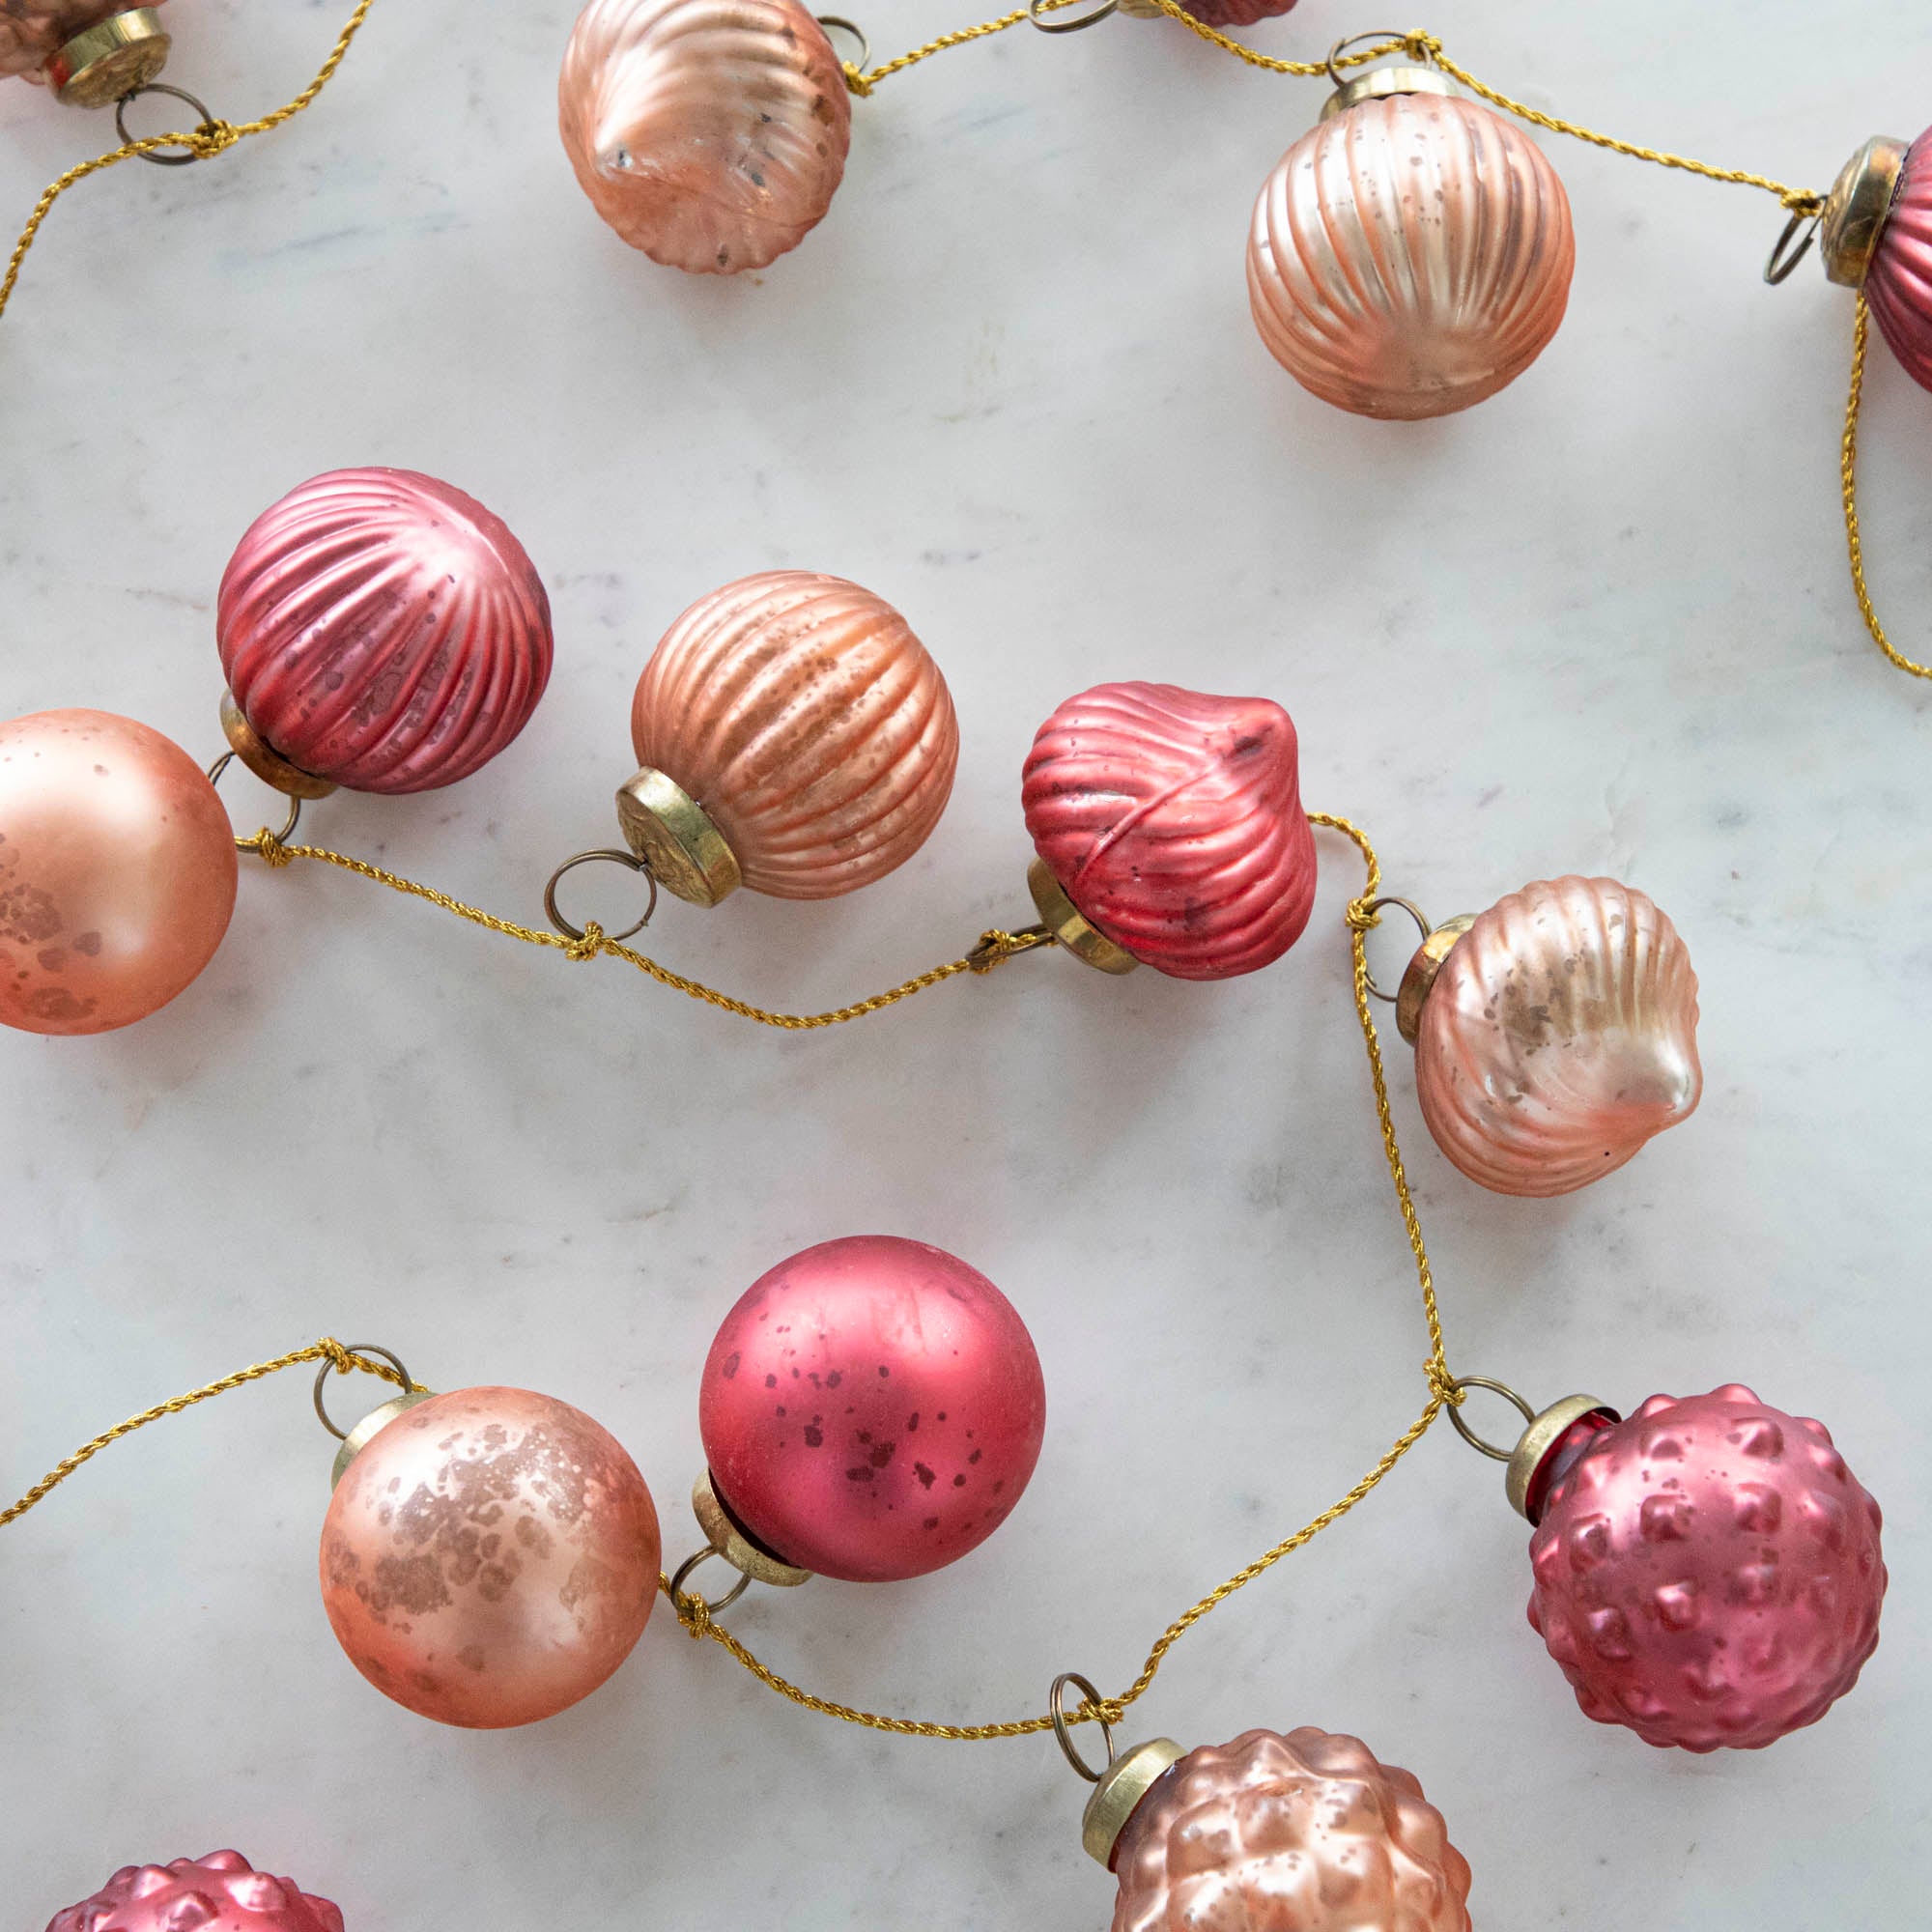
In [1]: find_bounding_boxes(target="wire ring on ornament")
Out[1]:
[1324,30,1431,88]
[1029,0,1119,35]
[816,15,871,71]
[1049,1671,1118,1778]
[1443,1376,1535,1462]
[669,1547,753,1618]
[114,84,221,167]
[1763,209,1822,285]
[206,751,303,849]
[312,1344,418,1439]
[1355,895,1433,1005]
[542,848,660,946]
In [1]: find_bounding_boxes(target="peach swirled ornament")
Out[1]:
[1248,65,1575,418]
[44,1851,343,1932]
[622,571,958,905]
[1397,875,1701,1197]
[1020,681,1316,980]
[558,0,851,274]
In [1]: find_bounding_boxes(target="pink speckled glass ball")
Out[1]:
[0,709,237,1036]
[1248,92,1574,417]
[1864,128,1932,389]
[1021,681,1315,980]
[0,1,166,83]
[216,469,553,794]
[1526,1385,1887,1751]
[319,1386,661,1728]
[631,571,958,899]
[699,1236,1046,1581]
[45,1852,342,1932]
[559,0,850,274]
[1110,1728,1472,1932]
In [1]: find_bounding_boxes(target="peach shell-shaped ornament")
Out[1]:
[1248,70,1575,418]
[1020,681,1315,980]
[44,1851,344,1932]
[1809,128,1932,391]
[1398,875,1701,1197]
[558,0,851,274]
[2,3,170,104]
[623,571,958,905]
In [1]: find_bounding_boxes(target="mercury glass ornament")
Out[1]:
[1807,128,1932,389]
[1,4,169,103]
[44,1852,343,1932]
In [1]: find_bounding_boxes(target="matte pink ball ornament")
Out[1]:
[45,1852,343,1932]
[1,4,171,104]
[1248,62,1575,417]
[215,469,554,798]
[1020,680,1316,980]
[0,709,238,1036]
[1801,128,1932,389]
[694,1236,1046,1584]
[1497,1384,1886,1751]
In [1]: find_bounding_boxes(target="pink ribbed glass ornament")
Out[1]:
[1859,129,1932,388]
[1020,681,1315,980]
[0,1,166,86]
[320,1385,661,1728]
[1108,1728,1473,1932]
[558,0,850,274]
[216,469,553,795]
[628,571,957,901]
[699,1236,1046,1582]
[1526,1386,1887,1751]
[0,709,237,1037]
[1410,876,1701,1197]
[1248,85,1575,418]
[1175,1,1297,23]
[45,1852,343,1932]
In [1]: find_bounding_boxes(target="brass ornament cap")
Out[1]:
[1505,1393,1619,1522]
[1,2,166,92]
[616,766,743,906]
[1027,857,1139,976]
[1394,913,1475,1045]
[1320,65,1459,122]
[46,7,168,104]
[329,1389,438,1490]
[691,1468,812,1587]
[1819,136,1909,287]
[219,692,339,802]
[1082,1738,1184,1867]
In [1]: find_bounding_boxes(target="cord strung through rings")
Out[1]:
[312,1344,417,1440]
[1443,1376,1535,1461]
[1325,29,1428,87]
[1049,1671,1117,1779]
[1355,895,1432,1004]
[207,751,303,848]
[543,849,659,945]
[1764,208,1821,285]
[669,1547,753,1618]
[116,83,221,166]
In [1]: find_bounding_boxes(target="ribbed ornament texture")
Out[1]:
[216,469,554,794]
[1863,126,1932,390]
[0,0,164,81]
[1111,1728,1473,1932]
[558,0,850,273]
[1527,1387,1887,1751]
[1414,876,1700,1197]
[1020,681,1315,980]
[45,1852,343,1932]
[1175,1,1297,22]
[1247,93,1574,418]
[630,571,957,898]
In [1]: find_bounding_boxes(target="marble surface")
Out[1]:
[4,1,1929,1925]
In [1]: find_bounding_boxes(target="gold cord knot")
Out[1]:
[1427,1359,1465,1407]
[840,60,873,98]
[563,920,606,962]
[1344,896,1381,934]
[250,829,294,867]
[1781,187,1824,216]
[968,928,1024,973]
[188,119,242,158]
[672,1588,713,1638]
[318,1337,355,1377]
[1404,30,1441,61]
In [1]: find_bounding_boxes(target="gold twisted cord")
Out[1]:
[240,830,1053,1028]
[0,1340,414,1529]
[0,0,377,325]
[663,812,1463,1739]
[1840,297,1932,681]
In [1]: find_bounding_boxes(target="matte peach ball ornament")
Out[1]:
[558,0,851,274]
[1247,50,1575,417]
[2,4,170,105]
[0,709,238,1037]
[44,1852,344,1932]
[319,1377,661,1728]
[1020,681,1317,980]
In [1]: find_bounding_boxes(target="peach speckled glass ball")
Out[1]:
[0,709,238,1037]
[1110,1728,1473,1932]
[1248,87,1575,417]
[44,1852,344,1932]
[319,1386,661,1728]
[558,0,850,274]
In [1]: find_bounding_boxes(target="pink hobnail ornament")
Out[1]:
[216,469,553,795]
[1020,681,1316,980]
[1525,1385,1887,1751]
[558,0,850,274]
[45,1851,343,1932]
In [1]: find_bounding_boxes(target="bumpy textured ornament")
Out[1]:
[624,571,957,905]
[1106,1728,1473,1932]
[698,1236,1046,1582]
[45,1852,343,1932]
[558,0,851,274]
[1020,681,1316,980]
[1,3,168,101]
[1404,876,1701,1197]
[1525,1386,1887,1751]
[320,1385,661,1728]
[1810,128,1932,390]
[216,469,553,796]
[1248,74,1575,417]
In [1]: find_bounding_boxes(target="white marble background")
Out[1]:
[3,1,1928,1925]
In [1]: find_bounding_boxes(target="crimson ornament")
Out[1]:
[44,1852,342,1932]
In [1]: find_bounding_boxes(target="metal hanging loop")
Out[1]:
[1325,29,1425,87]
[542,849,659,945]
[1049,1671,1118,1781]
[207,750,303,849]
[1764,210,1822,285]
[1356,895,1433,1004]
[1444,1376,1537,1461]
[1031,0,1120,33]
[815,14,869,71]
[313,1345,417,1440]
[669,1547,753,1617]
[116,81,218,166]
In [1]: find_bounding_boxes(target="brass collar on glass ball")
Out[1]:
[615,767,743,908]
[1082,1738,1185,1867]
[1393,913,1475,1045]
[692,1469,813,1588]
[1505,1394,1619,1522]
[219,694,339,800]
[1320,67,1460,123]
[328,1391,437,1490]
[1026,858,1138,976]
[1819,136,1910,287]
[45,9,170,107]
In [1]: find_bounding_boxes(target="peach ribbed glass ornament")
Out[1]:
[0,709,237,1037]
[1248,81,1575,418]
[627,571,957,902]
[558,0,850,274]
[1409,876,1701,1197]
[45,1852,343,1932]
